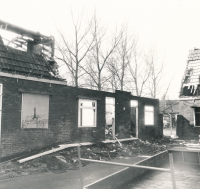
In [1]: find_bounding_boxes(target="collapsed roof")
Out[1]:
[180,48,200,97]
[0,20,62,80]
[0,20,55,59]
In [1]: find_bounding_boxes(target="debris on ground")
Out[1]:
[0,136,199,180]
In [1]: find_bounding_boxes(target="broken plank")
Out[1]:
[18,142,93,164]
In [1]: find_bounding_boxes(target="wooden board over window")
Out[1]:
[21,93,49,128]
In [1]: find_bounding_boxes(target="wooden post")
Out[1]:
[112,118,115,140]
[0,84,3,158]
[169,153,176,189]
[77,145,83,189]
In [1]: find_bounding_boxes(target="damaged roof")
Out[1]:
[0,35,61,80]
[159,100,180,114]
[180,48,200,97]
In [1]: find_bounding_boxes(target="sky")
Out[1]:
[0,0,200,99]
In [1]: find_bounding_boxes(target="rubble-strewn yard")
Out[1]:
[0,137,199,180]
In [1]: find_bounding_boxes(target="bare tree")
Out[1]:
[107,30,135,91]
[55,11,95,87]
[144,48,164,98]
[127,40,151,96]
[161,75,174,100]
[80,14,122,91]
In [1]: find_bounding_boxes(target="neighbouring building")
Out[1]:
[160,48,200,139]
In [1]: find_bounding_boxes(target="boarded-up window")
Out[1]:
[21,93,49,128]
[145,106,154,125]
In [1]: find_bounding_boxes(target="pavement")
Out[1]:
[0,156,146,189]
[122,162,200,189]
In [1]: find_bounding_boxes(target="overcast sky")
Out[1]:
[0,0,200,99]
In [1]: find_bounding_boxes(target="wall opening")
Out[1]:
[78,99,97,127]
[105,97,115,140]
[193,107,200,127]
[163,113,177,136]
[130,100,138,138]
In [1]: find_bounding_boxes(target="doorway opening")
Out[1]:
[105,97,115,140]
[130,100,138,138]
[163,113,177,136]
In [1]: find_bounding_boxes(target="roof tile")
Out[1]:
[0,35,61,80]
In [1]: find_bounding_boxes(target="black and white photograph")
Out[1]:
[0,0,200,188]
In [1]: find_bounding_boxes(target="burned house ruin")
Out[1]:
[0,21,161,158]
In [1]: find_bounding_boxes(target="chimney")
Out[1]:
[27,41,42,55]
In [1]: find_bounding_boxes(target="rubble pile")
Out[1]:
[1,137,197,179]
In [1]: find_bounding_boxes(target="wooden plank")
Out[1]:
[182,151,185,163]
[77,146,83,189]
[102,138,137,143]
[169,153,177,189]
[18,138,138,163]
[168,148,200,153]
[18,142,93,163]
[80,158,170,172]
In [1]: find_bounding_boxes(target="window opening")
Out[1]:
[145,106,154,125]
[78,99,97,127]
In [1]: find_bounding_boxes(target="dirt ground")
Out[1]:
[0,138,168,180]
[0,136,199,181]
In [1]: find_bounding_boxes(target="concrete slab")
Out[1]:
[122,162,200,189]
[85,151,168,189]
[0,156,146,189]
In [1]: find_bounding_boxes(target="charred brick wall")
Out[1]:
[130,96,160,140]
[115,90,131,139]
[0,76,160,157]
[177,115,200,139]
[0,76,115,157]
[158,114,164,138]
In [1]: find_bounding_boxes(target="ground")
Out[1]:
[0,137,199,189]
[0,138,169,180]
[122,162,200,189]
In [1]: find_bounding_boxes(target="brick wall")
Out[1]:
[115,90,131,139]
[130,96,160,140]
[177,115,200,139]
[0,76,159,157]
[158,114,164,138]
